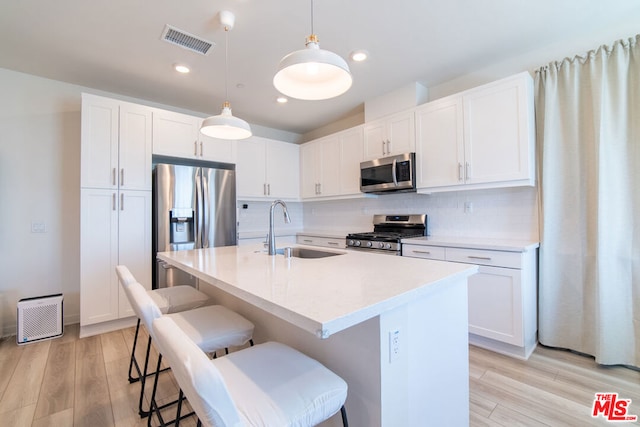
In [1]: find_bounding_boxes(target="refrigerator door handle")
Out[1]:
[195,168,204,248]
[202,170,211,248]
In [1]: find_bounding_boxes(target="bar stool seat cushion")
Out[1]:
[166,306,254,354]
[149,285,211,314]
[153,316,347,427]
[216,342,348,426]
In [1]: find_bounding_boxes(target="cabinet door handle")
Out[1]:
[303,239,313,243]
[386,140,391,154]
[112,193,116,211]
[381,140,385,155]
[263,183,267,196]
[468,255,492,261]
[466,162,471,180]
[112,168,116,186]
[318,183,321,194]
[458,163,463,182]
[120,168,124,187]
[328,242,339,246]
[120,193,124,210]
[194,141,198,156]
[412,250,431,255]
[200,141,203,157]
[267,183,271,195]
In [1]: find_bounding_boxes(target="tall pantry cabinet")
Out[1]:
[80,93,152,336]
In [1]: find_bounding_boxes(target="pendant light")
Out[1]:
[200,11,252,140]
[273,0,352,100]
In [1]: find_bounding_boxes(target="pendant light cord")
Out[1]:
[310,0,314,35]
[224,26,229,103]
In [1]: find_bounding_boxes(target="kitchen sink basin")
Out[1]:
[278,247,345,259]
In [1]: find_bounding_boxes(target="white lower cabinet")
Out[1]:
[403,242,538,359]
[80,188,151,328]
[296,234,346,248]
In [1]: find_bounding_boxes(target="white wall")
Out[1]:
[0,69,84,336]
[303,187,539,241]
[0,68,300,337]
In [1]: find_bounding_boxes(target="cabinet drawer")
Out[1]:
[402,244,446,260]
[445,247,522,269]
[296,235,345,249]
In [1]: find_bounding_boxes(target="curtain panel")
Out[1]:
[535,35,640,367]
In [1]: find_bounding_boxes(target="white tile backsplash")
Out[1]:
[302,187,540,240]
[237,200,304,238]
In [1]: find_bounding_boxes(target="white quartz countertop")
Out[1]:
[157,244,477,339]
[401,236,540,252]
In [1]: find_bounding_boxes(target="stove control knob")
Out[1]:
[354,240,361,247]
[385,243,392,249]
[378,242,385,249]
[366,241,373,248]
[348,240,355,246]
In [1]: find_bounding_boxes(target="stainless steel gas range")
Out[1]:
[346,214,428,255]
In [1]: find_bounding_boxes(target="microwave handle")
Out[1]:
[392,159,398,187]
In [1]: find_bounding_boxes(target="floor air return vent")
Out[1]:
[17,294,63,344]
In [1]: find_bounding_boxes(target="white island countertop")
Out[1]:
[157,244,477,339]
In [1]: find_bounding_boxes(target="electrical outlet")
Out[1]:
[464,201,473,213]
[389,329,400,362]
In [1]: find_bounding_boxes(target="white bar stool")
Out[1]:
[152,316,349,427]
[124,281,254,420]
[116,265,212,384]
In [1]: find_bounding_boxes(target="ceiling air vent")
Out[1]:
[161,25,215,55]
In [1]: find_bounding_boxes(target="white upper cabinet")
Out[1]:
[363,110,415,160]
[416,72,535,192]
[415,95,464,188]
[81,94,152,190]
[301,135,341,198]
[462,73,534,185]
[300,125,364,200]
[152,109,237,164]
[339,126,365,195]
[152,109,200,159]
[236,136,299,200]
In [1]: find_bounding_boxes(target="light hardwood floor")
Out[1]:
[0,324,638,426]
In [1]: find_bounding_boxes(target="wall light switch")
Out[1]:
[31,221,46,233]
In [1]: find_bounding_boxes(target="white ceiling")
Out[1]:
[1,0,640,136]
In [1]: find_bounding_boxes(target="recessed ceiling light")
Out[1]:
[174,64,190,73]
[276,96,288,104]
[350,50,369,62]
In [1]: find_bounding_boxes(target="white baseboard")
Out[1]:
[79,317,137,338]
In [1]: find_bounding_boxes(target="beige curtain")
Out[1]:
[535,35,640,367]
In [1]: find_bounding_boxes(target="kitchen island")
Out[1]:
[157,244,478,426]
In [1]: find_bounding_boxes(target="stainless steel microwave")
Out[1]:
[360,152,416,194]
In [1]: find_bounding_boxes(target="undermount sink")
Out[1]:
[277,247,345,259]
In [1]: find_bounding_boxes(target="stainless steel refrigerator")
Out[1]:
[152,157,237,289]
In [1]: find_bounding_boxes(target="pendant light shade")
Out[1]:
[200,11,252,140]
[201,101,252,139]
[273,1,352,100]
[274,35,352,100]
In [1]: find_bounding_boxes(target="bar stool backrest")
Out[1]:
[115,265,137,288]
[152,316,242,427]
[125,281,163,338]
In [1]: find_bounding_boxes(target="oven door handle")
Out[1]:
[392,159,398,187]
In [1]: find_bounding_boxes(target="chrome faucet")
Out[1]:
[268,199,291,255]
